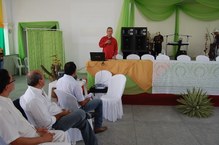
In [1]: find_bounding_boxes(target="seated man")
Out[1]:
[56,62,107,133]
[20,70,98,145]
[0,69,70,145]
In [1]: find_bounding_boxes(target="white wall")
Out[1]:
[6,0,219,68]
[10,0,123,68]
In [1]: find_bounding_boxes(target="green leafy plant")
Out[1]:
[176,88,214,118]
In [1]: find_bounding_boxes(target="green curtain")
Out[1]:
[18,21,59,59]
[27,30,64,73]
[115,0,135,52]
[87,73,149,95]
[115,0,219,54]
[0,28,4,52]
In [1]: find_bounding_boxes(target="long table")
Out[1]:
[153,60,219,95]
[86,60,219,95]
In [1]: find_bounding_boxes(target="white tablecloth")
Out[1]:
[152,60,219,95]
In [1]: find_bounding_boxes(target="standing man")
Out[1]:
[99,27,118,59]
[0,69,70,145]
[0,48,3,69]
[56,62,107,134]
[20,70,98,145]
[153,32,164,56]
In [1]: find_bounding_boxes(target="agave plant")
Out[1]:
[176,88,214,118]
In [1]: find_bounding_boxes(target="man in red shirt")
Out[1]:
[99,27,118,59]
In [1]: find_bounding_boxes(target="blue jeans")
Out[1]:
[82,98,103,128]
[52,109,98,145]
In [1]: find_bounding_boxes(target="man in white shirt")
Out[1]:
[56,62,107,133]
[0,69,70,145]
[20,70,98,145]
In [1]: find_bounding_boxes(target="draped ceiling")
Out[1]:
[115,0,219,53]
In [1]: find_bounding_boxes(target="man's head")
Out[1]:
[106,27,113,38]
[64,61,77,76]
[27,70,45,88]
[0,69,15,96]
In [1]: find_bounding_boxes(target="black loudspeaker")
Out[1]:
[121,27,148,59]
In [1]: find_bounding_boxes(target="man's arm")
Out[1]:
[99,37,109,48]
[10,132,54,145]
[54,109,71,120]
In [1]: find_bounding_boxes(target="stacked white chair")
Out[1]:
[24,57,29,73]
[176,55,191,61]
[54,89,93,144]
[196,55,209,61]
[156,54,170,60]
[13,56,25,76]
[216,56,219,61]
[101,74,126,122]
[116,54,123,60]
[126,54,140,60]
[141,54,155,60]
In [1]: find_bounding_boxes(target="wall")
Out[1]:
[10,0,123,68]
[6,0,219,68]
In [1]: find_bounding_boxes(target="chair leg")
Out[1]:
[19,67,22,76]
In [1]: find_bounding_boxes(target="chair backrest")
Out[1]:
[19,96,38,126]
[116,54,123,60]
[196,55,209,61]
[106,74,126,99]
[13,98,28,120]
[126,54,140,60]
[24,57,28,67]
[177,55,191,61]
[141,54,155,60]
[95,70,112,86]
[54,89,79,112]
[13,56,23,67]
[156,54,170,60]
[216,56,219,61]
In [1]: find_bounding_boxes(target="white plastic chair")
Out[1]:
[94,70,112,98]
[215,56,219,61]
[100,74,126,122]
[116,54,123,60]
[176,55,191,61]
[13,56,25,76]
[95,70,112,87]
[126,54,140,60]
[196,55,209,62]
[156,54,170,60]
[54,89,93,143]
[141,54,155,60]
[24,57,29,73]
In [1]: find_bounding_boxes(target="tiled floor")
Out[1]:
[11,75,219,145]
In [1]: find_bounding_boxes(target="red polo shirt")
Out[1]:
[99,36,118,59]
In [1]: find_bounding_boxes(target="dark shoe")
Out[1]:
[94,126,108,134]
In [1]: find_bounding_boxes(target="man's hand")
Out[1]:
[41,132,54,142]
[36,128,48,136]
[62,109,71,116]
[105,40,111,44]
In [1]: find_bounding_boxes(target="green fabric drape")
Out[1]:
[87,73,149,95]
[115,0,219,53]
[0,28,4,52]
[18,21,59,59]
[115,0,135,52]
[27,30,64,72]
